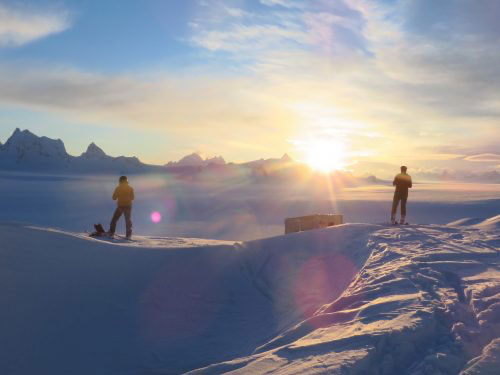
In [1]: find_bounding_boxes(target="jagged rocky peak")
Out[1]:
[178,152,204,166]
[81,142,107,158]
[169,152,226,167]
[3,128,68,159]
[206,155,226,165]
[281,153,293,162]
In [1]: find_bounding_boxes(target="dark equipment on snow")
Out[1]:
[90,223,107,237]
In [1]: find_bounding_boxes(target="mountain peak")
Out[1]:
[281,153,292,162]
[9,128,35,141]
[167,152,226,167]
[206,155,226,165]
[178,152,204,165]
[3,128,68,159]
[81,142,107,158]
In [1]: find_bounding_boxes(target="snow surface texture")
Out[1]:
[1,217,498,374]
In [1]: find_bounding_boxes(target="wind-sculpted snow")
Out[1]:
[190,221,500,375]
[0,220,498,374]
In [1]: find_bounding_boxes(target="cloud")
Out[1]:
[411,168,500,183]
[464,154,500,162]
[346,0,500,117]
[190,24,309,52]
[190,0,367,57]
[259,0,304,9]
[0,63,299,161]
[0,3,70,47]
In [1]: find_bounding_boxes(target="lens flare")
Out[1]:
[151,211,162,223]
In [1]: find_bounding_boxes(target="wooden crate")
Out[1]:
[285,214,343,234]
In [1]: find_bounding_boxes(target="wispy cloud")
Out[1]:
[259,0,305,9]
[465,154,500,163]
[0,3,70,47]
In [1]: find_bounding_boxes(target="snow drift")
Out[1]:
[0,218,498,374]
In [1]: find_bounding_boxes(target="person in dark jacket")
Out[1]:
[391,166,412,224]
[109,176,134,238]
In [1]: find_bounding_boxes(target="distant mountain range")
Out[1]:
[165,152,226,167]
[0,128,157,174]
[0,128,385,186]
[0,128,302,176]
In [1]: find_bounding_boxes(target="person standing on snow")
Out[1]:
[391,166,412,225]
[109,175,134,239]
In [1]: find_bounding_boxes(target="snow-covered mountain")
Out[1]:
[0,128,71,168]
[241,153,293,168]
[0,128,159,174]
[0,129,382,187]
[2,128,69,160]
[165,152,226,167]
[1,217,498,374]
[80,142,108,159]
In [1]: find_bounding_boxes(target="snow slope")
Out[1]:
[0,218,498,375]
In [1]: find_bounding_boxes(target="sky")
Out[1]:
[0,0,499,178]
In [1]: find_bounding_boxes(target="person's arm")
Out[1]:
[409,176,412,189]
[393,176,397,186]
[112,187,118,200]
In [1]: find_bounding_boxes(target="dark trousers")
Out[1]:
[391,192,408,217]
[109,206,132,236]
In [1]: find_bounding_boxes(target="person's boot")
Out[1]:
[126,231,132,240]
[400,215,406,225]
[391,215,397,225]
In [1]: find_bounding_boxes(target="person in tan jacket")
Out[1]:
[109,176,134,238]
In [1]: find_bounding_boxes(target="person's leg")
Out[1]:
[124,206,132,238]
[400,194,408,224]
[391,193,401,223]
[109,207,123,234]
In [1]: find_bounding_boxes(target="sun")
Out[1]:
[302,139,348,173]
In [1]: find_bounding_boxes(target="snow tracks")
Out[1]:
[190,221,500,375]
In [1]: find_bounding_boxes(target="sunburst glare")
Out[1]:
[301,139,349,173]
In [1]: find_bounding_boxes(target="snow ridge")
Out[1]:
[190,223,500,375]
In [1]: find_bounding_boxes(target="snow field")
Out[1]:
[0,222,375,374]
[0,216,498,374]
